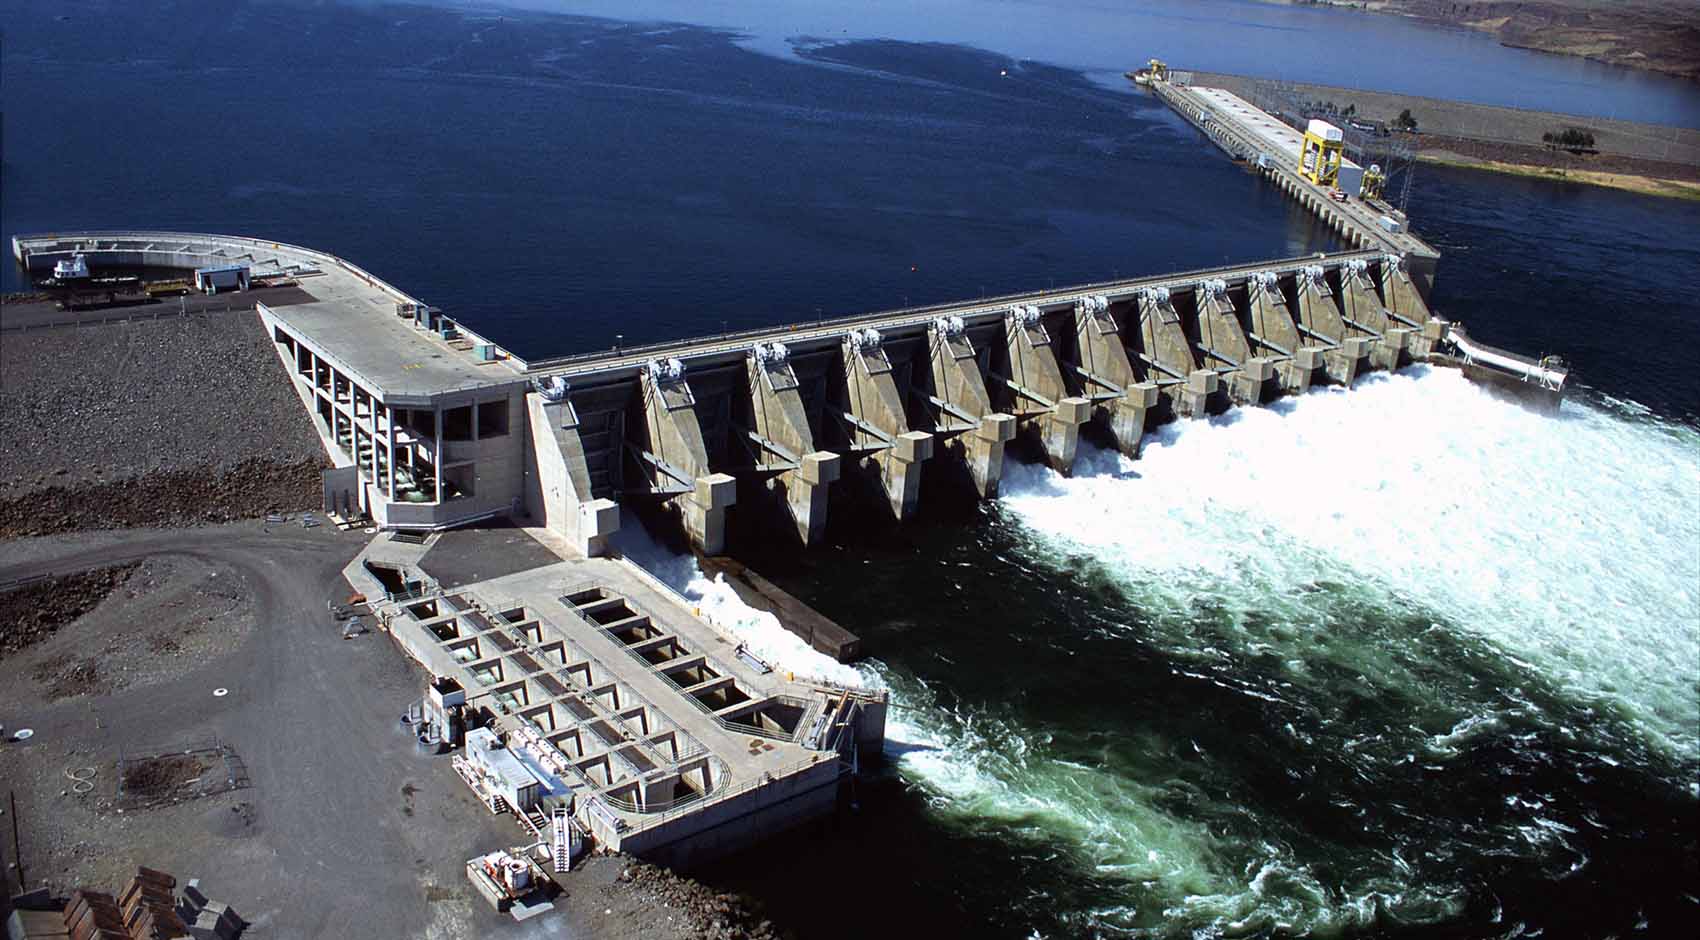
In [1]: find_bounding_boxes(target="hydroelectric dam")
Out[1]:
[5,71,1572,872]
[7,65,1575,559]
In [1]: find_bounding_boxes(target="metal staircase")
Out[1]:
[551,807,571,873]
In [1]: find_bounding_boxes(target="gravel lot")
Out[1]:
[0,524,800,940]
[0,310,328,537]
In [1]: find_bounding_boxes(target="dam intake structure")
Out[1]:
[13,231,1564,565]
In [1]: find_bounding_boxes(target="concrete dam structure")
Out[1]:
[10,228,1556,560]
[5,75,1577,871]
[8,72,1570,571]
[9,79,1570,872]
[16,233,1461,555]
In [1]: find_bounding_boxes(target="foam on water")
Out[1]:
[863,366,1697,935]
[868,659,1467,936]
[609,527,870,688]
[1001,366,1700,762]
[611,367,1696,935]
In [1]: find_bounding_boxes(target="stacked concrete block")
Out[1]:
[176,881,242,940]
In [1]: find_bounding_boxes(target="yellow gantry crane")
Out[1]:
[1298,119,1344,188]
[1361,163,1386,200]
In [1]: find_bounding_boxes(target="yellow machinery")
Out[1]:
[1360,163,1386,200]
[1134,58,1169,86]
[1299,119,1344,187]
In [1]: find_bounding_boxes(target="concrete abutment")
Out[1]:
[997,306,1090,474]
[839,330,933,520]
[925,317,1016,497]
[1069,295,1157,457]
[744,344,840,545]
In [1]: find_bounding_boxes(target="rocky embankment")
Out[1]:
[0,312,328,538]
[1353,0,1700,79]
[611,859,787,940]
[0,564,135,659]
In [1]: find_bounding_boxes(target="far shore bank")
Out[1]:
[1417,151,1700,200]
[1259,0,1700,81]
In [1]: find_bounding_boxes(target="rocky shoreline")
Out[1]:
[608,858,790,940]
[1279,0,1700,80]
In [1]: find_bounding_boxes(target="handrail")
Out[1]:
[521,249,1387,375]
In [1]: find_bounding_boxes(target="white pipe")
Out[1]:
[1451,332,1567,389]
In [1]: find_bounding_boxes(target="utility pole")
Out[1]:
[10,789,22,892]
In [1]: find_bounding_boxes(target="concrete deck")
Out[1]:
[1154,83,1436,259]
[10,232,525,404]
[372,542,885,863]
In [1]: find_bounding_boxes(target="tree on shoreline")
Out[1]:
[1543,126,1597,154]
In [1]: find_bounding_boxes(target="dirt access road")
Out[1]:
[0,523,525,938]
[0,523,780,940]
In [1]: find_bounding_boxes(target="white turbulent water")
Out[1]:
[998,366,1700,763]
[616,367,1700,935]
[882,367,1697,935]
[608,528,871,688]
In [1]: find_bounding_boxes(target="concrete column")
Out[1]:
[1193,280,1267,406]
[841,330,933,519]
[433,406,443,505]
[1296,265,1365,386]
[384,407,396,500]
[747,343,840,544]
[1070,296,1155,456]
[1338,260,1400,370]
[366,390,381,495]
[927,317,1015,496]
[640,360,736,555]
[526,387,621,557]
[1000,306,1089,473]
[1134,288,1206,417]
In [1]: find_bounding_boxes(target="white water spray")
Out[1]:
[609,527,870,689]
[999,366,1700,762]
[867,366,1698,935]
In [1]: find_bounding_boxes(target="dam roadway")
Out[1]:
[9,78,1565,564]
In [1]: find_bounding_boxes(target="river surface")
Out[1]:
[4,3,1697,938]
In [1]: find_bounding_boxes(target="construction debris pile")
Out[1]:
[5,867,243,940]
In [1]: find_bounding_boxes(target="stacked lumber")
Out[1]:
[5,908,71,939]
[117,869,189,939]
[61,891,127,940]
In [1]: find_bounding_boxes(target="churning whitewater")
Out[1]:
[999,366,1699,764]
[868,366,1699,936]
[619,366,1698,937]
